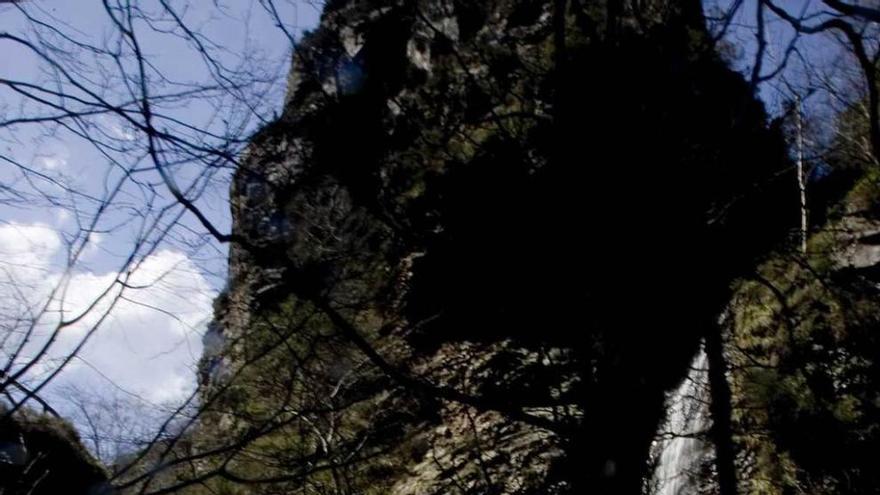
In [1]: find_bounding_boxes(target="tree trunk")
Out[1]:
[705,324,738,495]
[795,95,808,254]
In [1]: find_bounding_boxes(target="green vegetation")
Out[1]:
[729,99,880,494]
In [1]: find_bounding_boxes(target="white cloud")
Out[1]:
[33,140,70,170]
[53,208,71,225]
[0,221,63,303]
[80,231,105,260]
[0,220,62,258]
[52,249,214,404]
[0,222,215,412]
[35,154,67,170]
[100,114,137,142]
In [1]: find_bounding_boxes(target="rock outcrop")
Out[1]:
[0,410,110,495]
[727,170,880,494]
[201,0,796,493]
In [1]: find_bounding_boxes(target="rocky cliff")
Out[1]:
[726,169,880,494]
[199,0,797,493]
[0,410,110,495]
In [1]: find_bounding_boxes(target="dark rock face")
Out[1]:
[211,0,796,492]
[0,412,110,495]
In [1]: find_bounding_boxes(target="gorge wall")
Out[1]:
[200,0,798,493]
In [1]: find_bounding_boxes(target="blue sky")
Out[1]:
[0,0,864,459]
[705,0,864,122]
[0,0,321,453]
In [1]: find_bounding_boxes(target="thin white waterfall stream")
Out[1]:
[649,345,713,495]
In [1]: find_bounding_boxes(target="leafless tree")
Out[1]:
[3,1,879,494]
[0,1,319,492]
[0,0,303,411]
[699,3,880,494]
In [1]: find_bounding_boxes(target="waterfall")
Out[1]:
[648,345,713,495]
